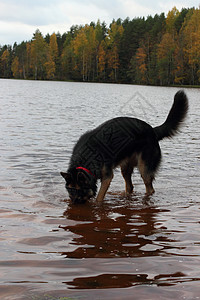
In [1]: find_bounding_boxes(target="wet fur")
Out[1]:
[61,90,188,203]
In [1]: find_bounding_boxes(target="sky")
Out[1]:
[0,0,199,46]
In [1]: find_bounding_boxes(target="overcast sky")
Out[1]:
[0,0,199,45]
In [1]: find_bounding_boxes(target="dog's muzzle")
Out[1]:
[66,186,93,203]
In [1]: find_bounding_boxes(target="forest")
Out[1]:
[0,7,200,85]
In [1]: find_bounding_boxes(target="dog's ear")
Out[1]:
[60,172,72,183]
[77,172,88,185]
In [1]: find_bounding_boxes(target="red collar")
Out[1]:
[76,167,95,177]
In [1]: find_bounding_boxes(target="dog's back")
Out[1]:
[70,117,159,174]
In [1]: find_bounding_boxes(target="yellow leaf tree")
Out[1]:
[86,25,98,80]
[30,29,48,79]
[45,46,56,79]
[135,46,147,83]
[50,33,59,63]
[106,21,124,81]
[72,25,98,81]
[166,6,180,35]
[1,49,9,77]
[182,8,200,83]
[73,27,88,81]
[98,40,106,80]
[44,33,58,79]
[157,32,176,85]
[11,56,20,78]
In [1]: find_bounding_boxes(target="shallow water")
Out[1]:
[0,79,200,299]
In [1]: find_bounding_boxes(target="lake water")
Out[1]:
[0,79,200,300]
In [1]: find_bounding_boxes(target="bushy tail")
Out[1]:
[154,90,189,141]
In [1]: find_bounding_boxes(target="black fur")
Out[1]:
[154,90,188,140]
[61,90,188,203]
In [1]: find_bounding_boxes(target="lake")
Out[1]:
[0,79,200,300]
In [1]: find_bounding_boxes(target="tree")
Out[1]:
[95,20,105,79]
[135,46,147,84]
[95,19,106,43]
[121,17,152,83]
[12,42,28,79]
[26,42,31,78]
[156,7,180,85]
[182,8,200,84]
[49,33,59,62]
[48,33,59,79]
[107,44,120,81]
[1,49,10,77]
[72,27,88,81]
[157,33,176,85]
[72,25,98,81]
[166,6,180,35]
[174,8,190,33]
[85,25,98,80]
[61,32,76,80]
[1,7,200,85]
[44,46,55,79]
[98,40,106,80]
[106,21,124,81]
[11,56,20,78]
[30,29,48,79]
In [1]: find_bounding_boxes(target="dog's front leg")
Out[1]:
[96,174,113,202]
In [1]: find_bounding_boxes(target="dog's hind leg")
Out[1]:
[142,176,155,196]
[96,172,113,202]
[121,162,133,195]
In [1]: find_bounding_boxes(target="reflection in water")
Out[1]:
[60,194,185,289]
[62,196,170,259]
[67,273,151,289]
[66,272,187,289]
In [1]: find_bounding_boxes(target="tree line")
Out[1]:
[1,6,200,85]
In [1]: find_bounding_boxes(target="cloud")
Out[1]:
[119,0,157,18]
[158,0,199,13]
[0,21,35,44]
[0,0,120,27]
[58,1,113,25]
[0,0,200,45]
[0,0,62,26]
[0,0,123,44]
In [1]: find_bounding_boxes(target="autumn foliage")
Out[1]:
[1,7,200,85]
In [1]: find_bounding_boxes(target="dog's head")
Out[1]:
[60,168,97,204]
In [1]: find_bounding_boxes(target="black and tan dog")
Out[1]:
[61,90,188,203]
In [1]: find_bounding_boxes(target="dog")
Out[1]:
[61,90,188,204]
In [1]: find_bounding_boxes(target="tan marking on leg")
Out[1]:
[121,164,133,195]
[96,174,113,202]
[138,156,155,195]
[144,182,155,195]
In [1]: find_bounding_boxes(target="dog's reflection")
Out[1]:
[61,195,171,259]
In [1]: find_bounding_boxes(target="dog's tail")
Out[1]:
[154,90,188,141]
